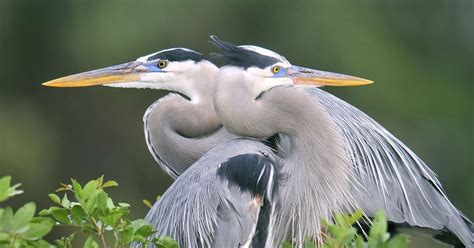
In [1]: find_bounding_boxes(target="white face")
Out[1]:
[237,46,294,97]
[106,49,218,100]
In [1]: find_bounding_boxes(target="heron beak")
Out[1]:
[42,61,150,87]
[287,66,373,86]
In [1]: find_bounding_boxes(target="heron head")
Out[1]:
[42,48,218,99]
[210,36,373,99]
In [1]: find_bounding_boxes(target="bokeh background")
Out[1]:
[0,0,472,244]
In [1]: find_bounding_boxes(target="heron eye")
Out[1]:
[271,66,280,74]
[157,60,168,69]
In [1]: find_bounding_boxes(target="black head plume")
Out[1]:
[209,35,281,69]
[145,48,208,63]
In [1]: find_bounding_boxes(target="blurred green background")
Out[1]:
[0,0,472,236]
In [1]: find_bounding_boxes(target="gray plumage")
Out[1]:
[310,87,473,246]
[211,37,473,247]
[134,50,237,179]
[144,92,233,178]
[217,80,473,247]
[142,139,280,248]
[215,81,358,247]
[43,43,472,247]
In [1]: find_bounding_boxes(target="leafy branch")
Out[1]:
[1,175,407,248]
[0,175,177,248]
[40,176,177,248]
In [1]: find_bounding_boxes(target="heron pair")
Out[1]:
[43,36,473,247]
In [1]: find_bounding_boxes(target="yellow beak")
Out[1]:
[42,61,147,88]
[287,66,373,86]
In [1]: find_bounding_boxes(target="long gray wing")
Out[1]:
[142,139,278,248]
[306,87,473,246]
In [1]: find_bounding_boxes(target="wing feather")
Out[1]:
[307,88,473,246]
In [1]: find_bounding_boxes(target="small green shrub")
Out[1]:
[282,210,407,248]
[0,176,54,247]
[0,176,177,248]
[1,175,407,248]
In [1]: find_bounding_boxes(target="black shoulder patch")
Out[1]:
[218,152,282,247]
[146,48,207,62]
[217,153,277,198]
[209,36,280,69]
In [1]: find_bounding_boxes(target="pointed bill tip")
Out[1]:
[288,66,373,87]
[42,74,141,88]
[41,62,143,88]
[292,76,373,87]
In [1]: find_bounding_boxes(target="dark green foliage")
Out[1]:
[0,176,55,247]
[1,175,177,248]
[1,175,406,248]
[282,210,407,248]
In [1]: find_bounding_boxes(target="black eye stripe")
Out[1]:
[210,36,283,69]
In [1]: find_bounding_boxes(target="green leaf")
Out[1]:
[117,202,130,208]
[143,199,153,208]
[355,235,364,248]
[48,194,61,205]
[96,175,104,188]
[132,219,155,238]
[71,179,82,201]
[107,198,115,208]
[369,210,388,239]
[12,202,36,231]
[61,193,71,208]
[339,228,357,244]
[55,232,75,248]
[100,210,125,227]
[51,208,70,224]
[119,225,134,245]
[0,176,23,202]
[0,176,12,201]
[23,220,54,239]
[131,219,149,230]
[83,236,99,248]
[334,213,347,227]
[0,233,10,241]
[82,180,98,201]
[349,210,364,224]
[387,235,407,248]
[102,180,118,188]
[0,207,14,231]
[84,190,99,214]
[71,205,86,224]
[153,236,179,248]
[39,206,61,216]
[96,191,108,215]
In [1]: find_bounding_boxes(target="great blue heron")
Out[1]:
[43,49,282,247]
[210,36,473,247]
[42,48,235,178]
[42,41,473,247]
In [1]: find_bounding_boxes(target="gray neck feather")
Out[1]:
[215,77,357,246]
[144,93,234,178]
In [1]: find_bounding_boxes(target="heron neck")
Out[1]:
[215,76,356,244]
[144,94,234,178]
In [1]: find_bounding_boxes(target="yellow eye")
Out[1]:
[157,60,168,69]
[271,66,280,74]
